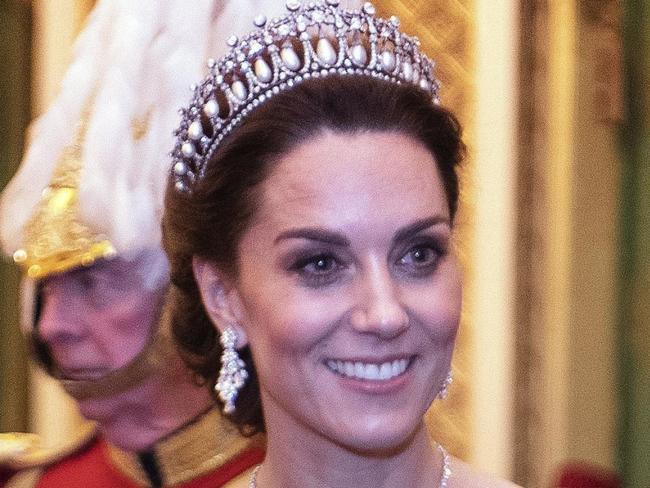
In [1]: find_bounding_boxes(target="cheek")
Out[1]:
[104,307,152,339]
[239,284,344,354]
[409,267,462,342]
[117,288,162,328]
[96,291,162,362]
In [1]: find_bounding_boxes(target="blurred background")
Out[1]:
[0,1,647,487]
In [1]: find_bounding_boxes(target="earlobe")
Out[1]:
[191,256,248,347]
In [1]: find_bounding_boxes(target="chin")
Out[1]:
[331,414,423,456]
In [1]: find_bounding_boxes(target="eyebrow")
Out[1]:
[274,216,450,247]
[392,216,450,244]
[274,227,351,246]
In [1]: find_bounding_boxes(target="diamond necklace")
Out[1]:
[248,444,451,488]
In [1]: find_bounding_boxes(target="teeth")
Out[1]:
[379,362,392,380]
[326,358,409,381]
[345,362,355,377]
[355,362,365,378]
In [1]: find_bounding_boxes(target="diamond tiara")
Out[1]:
[170,0,441,193]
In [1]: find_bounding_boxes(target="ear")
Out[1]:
[192,256,248,348]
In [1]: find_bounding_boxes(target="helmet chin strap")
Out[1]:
[35,298,177,401]
[58,326,176,400]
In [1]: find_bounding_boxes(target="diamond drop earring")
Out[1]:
[214,327,248,414]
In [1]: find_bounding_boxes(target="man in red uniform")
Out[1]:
[0,1,293,485]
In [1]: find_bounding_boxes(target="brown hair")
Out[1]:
[162,75,465,434]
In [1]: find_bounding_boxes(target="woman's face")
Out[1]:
[218,131,461,453]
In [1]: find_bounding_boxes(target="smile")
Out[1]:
[325,358,412,381]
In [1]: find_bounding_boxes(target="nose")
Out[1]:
[350,259,409,337]
[37,278,86,345]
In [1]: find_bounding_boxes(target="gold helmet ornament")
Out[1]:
[10,112,116,280]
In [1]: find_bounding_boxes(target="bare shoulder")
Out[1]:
[448,457,523,488]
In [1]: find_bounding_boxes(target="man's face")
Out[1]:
[35,251,214,450]
[36,251,168,391]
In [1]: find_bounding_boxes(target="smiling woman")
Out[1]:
[162,2,519,487]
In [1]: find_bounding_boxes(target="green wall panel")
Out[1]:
[619,0,650,486]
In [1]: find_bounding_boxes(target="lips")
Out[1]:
[325,357,412,381]
[58,367,110,381]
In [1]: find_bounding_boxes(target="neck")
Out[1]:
[260,418,441,488]
[97,354,214,450]
[133,374,215,447]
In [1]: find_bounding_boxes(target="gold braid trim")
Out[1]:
[107,408,263,486]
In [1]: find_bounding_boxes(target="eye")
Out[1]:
[290,253,345,287]
[78,274,96,291]
[76,271,121,309]
[400,246,436,266]
[396,242,443,276]
[297,254,339,274]
[39,278,53,296]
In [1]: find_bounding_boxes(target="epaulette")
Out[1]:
[0,422,97,487]
[0,434,40,466]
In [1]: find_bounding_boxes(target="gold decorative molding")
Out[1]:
[513,0,624,485]
[514,2,556,485]
[375,0,473,122]
[581,0,625,123]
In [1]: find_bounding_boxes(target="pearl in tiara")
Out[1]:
[170,0,441,193]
